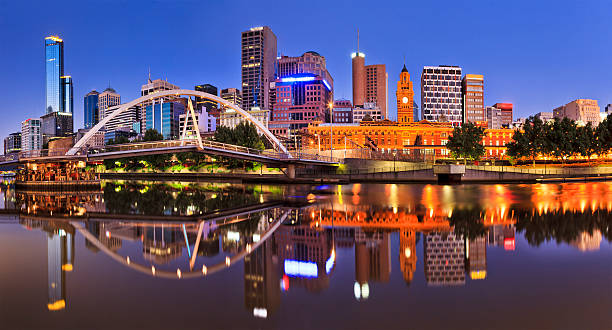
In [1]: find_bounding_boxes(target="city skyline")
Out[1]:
[0,0,610,136]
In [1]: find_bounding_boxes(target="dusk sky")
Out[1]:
[0,0,610,135]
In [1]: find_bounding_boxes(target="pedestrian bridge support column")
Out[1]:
[287,164,296,179]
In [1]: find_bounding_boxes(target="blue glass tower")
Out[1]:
[145,101,185,140]
[45,36,64,114]
[61,76,73,114]
[83,90,99,128]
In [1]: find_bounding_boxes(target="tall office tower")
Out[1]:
[45,36,64,114]
[413,101,420,122]
[195,84,218,112]
[270,73,333,138]
[553,99,600,126]
[423,232,466,286]
[365,64,388,119]
[421,65,463,126]
[241,26,277,110]
[21,118,42,151]
[244,240,281,319]
[83,90,99,128]
[61,76,73,114]
[140,77,180,128]
[221,88,242,109]
[145,101,185,140]
[277,51,334,91]
[97,87,121,121]
[493,103,513,127]
[41,112,73,144]
[4,132,21,154]
[462,74,484,124]
[351,40,366,108]
[396,64,415,123]
[47,229,74,311]
[466,236,487,280]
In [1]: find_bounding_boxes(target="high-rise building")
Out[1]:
[534,111,554,122]
[365,64,388,119]
[269,73,333,138]
[61,76,73,114]
[277,51,334,92]
[462,74,484,124]
[423,232,465,286]
[396,64,415,124]
[145,101,185,140]
[83,90,99,128]
[421,65,463,126]
[21,118,42,151]
[221,88,242,109]
[352,102,382,123]
[140,78,180,128]
[485,106,503,129]
[195,84,218,112]
[553,99,600,125]
[413,101,420,122]
[3,132,21,154]
[332,100,353,124]
[102,104,140,133]
[98,87,121,122]
[41,112,73,143]
[178,111,217,138]
[45,36,64,114]
[466,236,487,280]
[241,26,277,110]
[493,103,513,127]
[354,229,391,294]
[244,240,280,319]
[351,41,366,108]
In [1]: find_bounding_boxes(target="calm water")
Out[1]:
[0,181,610,330]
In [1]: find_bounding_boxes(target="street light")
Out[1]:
[393,150,397,172]
[329,101,334,160]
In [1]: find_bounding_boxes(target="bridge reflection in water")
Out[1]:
[2,181,610,318]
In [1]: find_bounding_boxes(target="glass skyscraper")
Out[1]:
[45,36,64,114]
[83,90,99,128]
[145,102,185,140]
[61,76,73,114]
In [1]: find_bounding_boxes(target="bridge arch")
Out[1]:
[67,89,288,156]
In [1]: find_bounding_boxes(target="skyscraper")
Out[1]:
[83,90,99,128]
[195,84,218,112]
[277,51,334,91]
[220,88,242,109]
[365,64,388,119]
[98,87,121,122]
[45,36,64,114]
[493,103,513,127]
[241,26,277,110]
[462,74,484,124]
[21,118,42,151]
[61,76,73,114]
[421,65,463,126]
[140,77,180,128]
[396,64,415,123]
[351,38,366,108]
[3,132,21,154]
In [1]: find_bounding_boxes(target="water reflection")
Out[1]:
[0,182,610,322]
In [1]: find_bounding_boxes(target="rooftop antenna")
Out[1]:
[357,28,360,55]
[148,67,152,83]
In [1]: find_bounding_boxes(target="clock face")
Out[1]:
[402,96,408,104]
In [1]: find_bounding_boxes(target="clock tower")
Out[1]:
[396,64,414,123]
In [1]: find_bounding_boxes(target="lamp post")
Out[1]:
[329,102,334,160]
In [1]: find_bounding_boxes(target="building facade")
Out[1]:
[83,90,99,128]
[45,36,64,114]
[140,78,180,128]
[277,51,334,91]
[4,132,21,154]
[145,101,185,140]
[40,112,73,144]
[365,64,388,120]
[269,73,332,138]
[353,103,382,123]
[534,111,554,122]
[195,84,218,112]
[462,74,484,124]
[486,106,503,129]
[553,99,601,125]
[98,88,121,122]
[220,88,242,109]
[332,100,353,124]
[351,51,366,108]
[178,111,217,140]
[103,104,140,133]
[241,26,277,111]
[396,65,415,124]
[21,118,42,152]
[421,66,463,126]
[220,108,269,135]
[61,76,73,114]
[493,103,513,127]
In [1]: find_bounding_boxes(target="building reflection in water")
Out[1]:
[3,181,610,316]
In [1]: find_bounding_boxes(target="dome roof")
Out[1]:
[303,51,321,57]
[104,87,116,93]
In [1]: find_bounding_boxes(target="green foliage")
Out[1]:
[107,135,130,145]
[214,122,266,168]
[143,128,164,142]
[446,122,486,163]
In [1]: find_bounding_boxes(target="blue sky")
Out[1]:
[0,0,610,135]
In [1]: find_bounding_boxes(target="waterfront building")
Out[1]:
[98,87,121,121]
[277,51,334,92]
[40,112,73,144]
[21,118,42,151]
[365,64,388,119]
[424,232,465,286]
[353,102,382,123]
[195,84,218,112]
[332,100,353,124]
[75,128,105,149]
[140,77,180,127]
[178,111,217,140]
[83,90,99,128]
[486,106,503,129]
[421,66,463,126]
[462,74,485,124]
[102,104,140,133]
[535,111,554,122]
[553,99,601,125]
[396,64,415,124]
[45,36,64,114]
[221,88,242,109]
[269,73,332,138]
[241,26,277,110]
[3,132,21,154]
[492,103,513,127]
[145,101,185,140]
[220,108,269,135]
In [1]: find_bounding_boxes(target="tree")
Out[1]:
[446,122,486,164]
[595,116,612,158]
[507,117,546,166]
[214,122,265,150]
[107,135,130,145]
[575,123,597,161]
[546,118,577,163]
[143,129,164,142]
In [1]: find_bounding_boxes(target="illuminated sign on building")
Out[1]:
[284,260,318,278]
